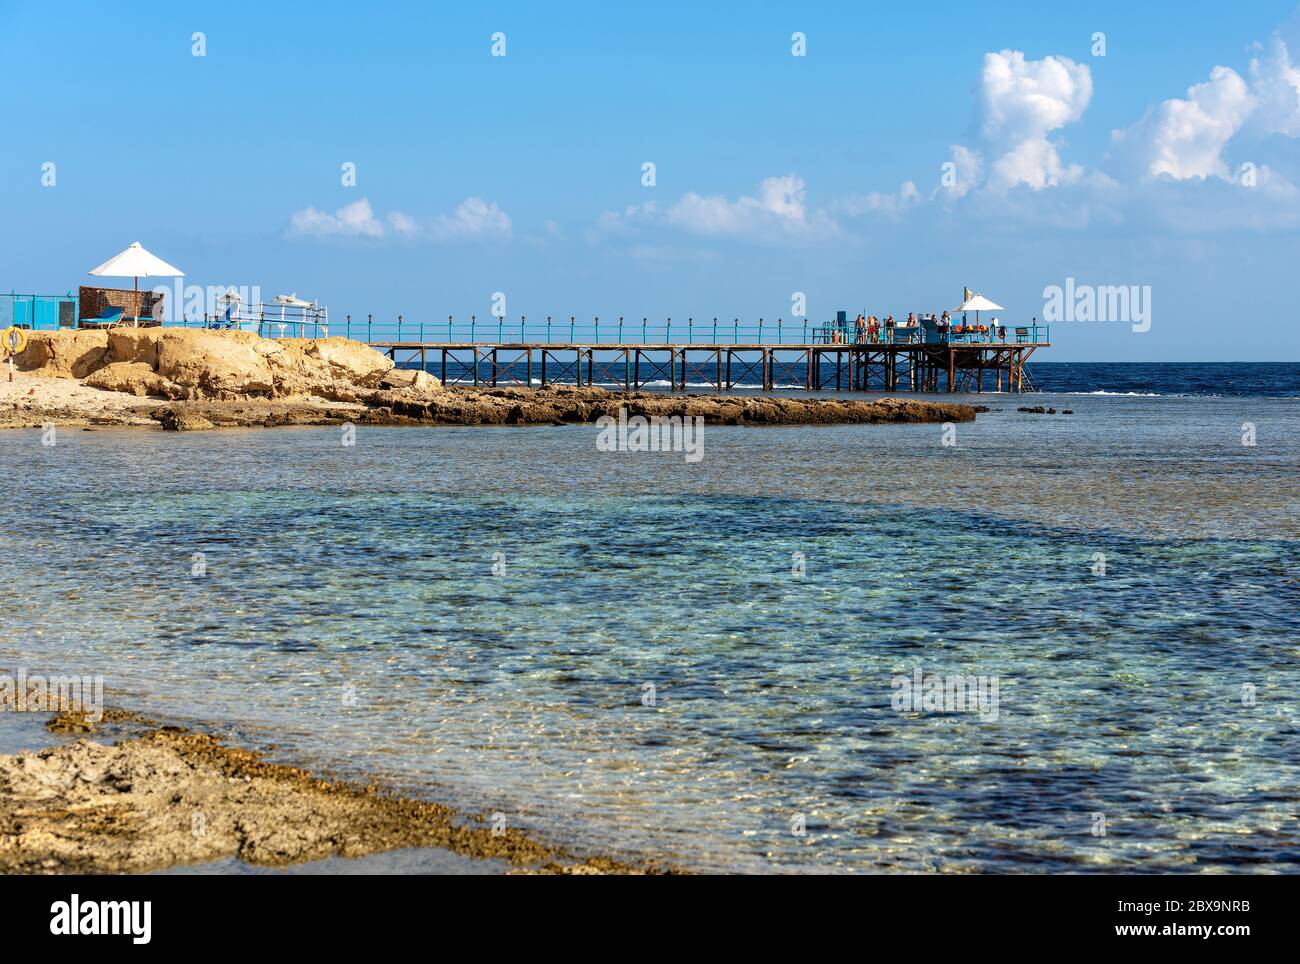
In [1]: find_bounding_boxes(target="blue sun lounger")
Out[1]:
[79,306,126,329]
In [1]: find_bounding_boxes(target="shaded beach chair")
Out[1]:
[79,306,126,329]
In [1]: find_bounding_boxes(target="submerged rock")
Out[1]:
[0,715,673,874]
[374,385,976,427]
[156,408,216,431]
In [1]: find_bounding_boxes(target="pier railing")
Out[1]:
[2,296,1051,346]
[340,317,1052,346]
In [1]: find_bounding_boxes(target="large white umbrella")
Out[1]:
[955,294,1003,312]
[955,292,1004,334]
[88,241,184,292]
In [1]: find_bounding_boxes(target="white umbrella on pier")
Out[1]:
[955,292,1003,331]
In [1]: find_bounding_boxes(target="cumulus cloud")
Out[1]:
[388,211,420,237]
[1250,35,1300,137]
[590,25,1300,240]
[967,50,1093,192]
[836,181,921,218]
[427,197,513,241]
[597,175,833,240]
[287,197,385,238]
[1111,66,1257,180]
[939,145,982,199]
[991,137,1083,191]
[667,174,815,235]
[979,50,1093,141]
[288,197,511,242]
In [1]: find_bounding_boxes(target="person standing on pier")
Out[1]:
[855,313,866,344]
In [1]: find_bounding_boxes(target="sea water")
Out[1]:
[1,370,1297,872]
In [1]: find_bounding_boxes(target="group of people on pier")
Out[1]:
[824,311,1008,345]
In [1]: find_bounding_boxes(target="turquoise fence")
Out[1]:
[337,316,1052,345]
[1,299,1051,346]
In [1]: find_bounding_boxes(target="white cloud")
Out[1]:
[667,174,816,236]
[1111,66,1257,180]
[288,197,511,242]
[587,26,1300,241]
[991,137,1083,191]
[979,50,1093,142]
[288,197,385,238]
[427,197,513,241]
[1250,35,1300,137]
[388,211,420,237]
[940,145,982,199]
[836,181,921,218]
[969,50,1092,192]
[596,175,834,240]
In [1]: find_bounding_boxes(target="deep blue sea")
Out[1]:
[1030,362,1300,398]
[1,363,1297,872]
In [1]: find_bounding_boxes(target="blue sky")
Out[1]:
[3,0,1300,360]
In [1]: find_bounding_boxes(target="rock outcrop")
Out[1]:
[366,385,976,427]
[4,329,977,431]
[13,329,110,378]
[84,361,177,397]
[14,328,400,401]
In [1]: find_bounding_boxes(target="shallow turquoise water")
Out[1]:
[1,392,1297,872]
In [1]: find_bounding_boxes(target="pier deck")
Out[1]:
[368,341,1048,393]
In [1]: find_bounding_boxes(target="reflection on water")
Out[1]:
[1,392,1297,872]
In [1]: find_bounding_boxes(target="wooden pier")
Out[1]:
[367,341,1047,393]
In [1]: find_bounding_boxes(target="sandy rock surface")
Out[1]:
[0,719,665,875]
[12,328,398,401]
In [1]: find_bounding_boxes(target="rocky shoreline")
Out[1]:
[1,328,977,430]
[0,709,675,875]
